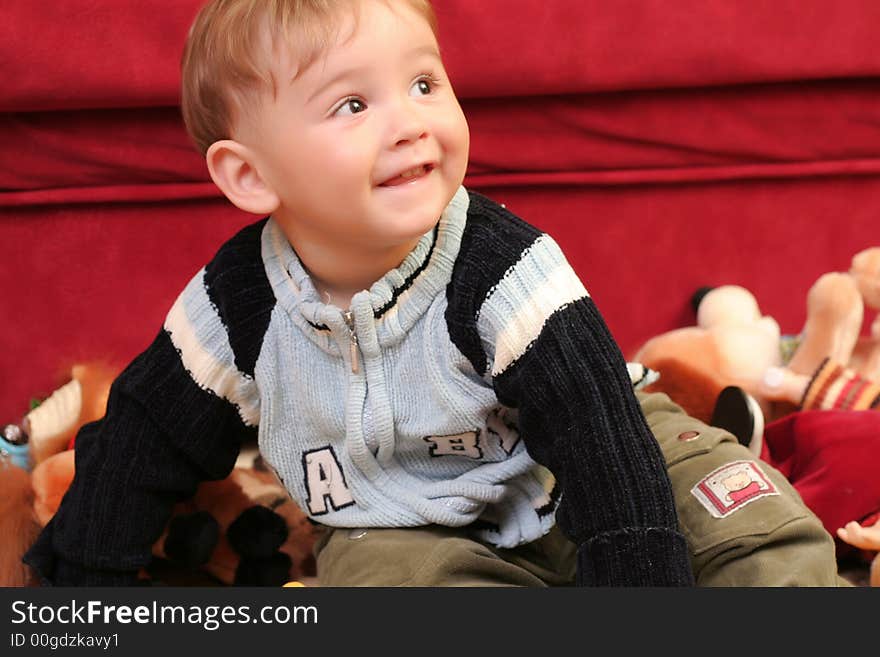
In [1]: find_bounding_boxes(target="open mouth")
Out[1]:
[378,163,435,187]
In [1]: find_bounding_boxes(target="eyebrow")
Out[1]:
[302,44,442,105]
[304,66,370,105]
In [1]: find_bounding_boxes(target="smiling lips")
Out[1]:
[378,163,434,187]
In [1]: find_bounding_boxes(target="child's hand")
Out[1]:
[836,519,880,551]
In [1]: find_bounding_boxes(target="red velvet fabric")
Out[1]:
[762,410,880,547]
[5,0,880,111]
[7,81,880,202]
[2,1,880,420]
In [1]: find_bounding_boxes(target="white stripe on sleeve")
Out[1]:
[164,271,261,427]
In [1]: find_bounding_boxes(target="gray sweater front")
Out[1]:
[25,186,693,586]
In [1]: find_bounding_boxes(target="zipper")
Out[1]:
[342,310,359,374]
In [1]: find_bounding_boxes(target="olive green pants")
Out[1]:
[314,392,846,586]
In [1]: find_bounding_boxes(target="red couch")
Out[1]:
[2,0,880,421]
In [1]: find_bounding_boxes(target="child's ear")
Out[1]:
[206,140,279,216]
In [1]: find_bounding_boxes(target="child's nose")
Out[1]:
[390,101,428,146]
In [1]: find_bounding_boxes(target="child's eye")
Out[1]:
[333,97,367,117]
[409,77,436,97]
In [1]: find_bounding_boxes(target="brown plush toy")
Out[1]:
[4,362,319,587]
[634,283,780,450]
[151,458,319,586]
[0,462,40,586]
[22,361,119,465]
[0,361,119,587]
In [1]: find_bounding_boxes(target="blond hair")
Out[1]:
[181,0,438,154]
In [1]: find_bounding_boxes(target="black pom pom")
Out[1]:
[163,511,220,567]
[234,552,293,587]
[690,286,715,315]
[227,506,288,558]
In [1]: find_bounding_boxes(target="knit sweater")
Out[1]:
[25,187,693,586]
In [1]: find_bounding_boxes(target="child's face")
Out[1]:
[242,0,469,250]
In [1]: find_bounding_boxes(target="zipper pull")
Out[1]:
[342,310,359,374]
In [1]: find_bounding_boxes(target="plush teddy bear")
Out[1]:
[31,448,318,586]
[631,247,880,581]
[3,361,318,586]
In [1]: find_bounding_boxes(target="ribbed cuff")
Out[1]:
[52,561,142,587]
[23,527,141,587]
[576,527,694,587]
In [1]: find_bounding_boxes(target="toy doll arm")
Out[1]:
[837,519,880,551]
[449,194,693,586]
[761,359,880,410]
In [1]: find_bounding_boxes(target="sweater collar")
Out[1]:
[261,186,469,347]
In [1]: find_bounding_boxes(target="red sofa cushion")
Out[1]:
[5,0,880,111]
[2,1,880,419]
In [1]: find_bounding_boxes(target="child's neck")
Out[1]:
[280,224,422,310]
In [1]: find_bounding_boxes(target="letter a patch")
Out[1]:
[302,446,355,515]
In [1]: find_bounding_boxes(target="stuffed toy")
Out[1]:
[634,282,782,451]
[3,362,319,586]
[0,361,117,587]
[0,462,41,586]
[783,247,880,382]
[634,247,880,418]
[2,361,119,468]
[150,457,319,586]
[632,247,880,582]
[757,247,880,407]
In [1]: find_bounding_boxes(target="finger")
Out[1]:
[838,522,880,550]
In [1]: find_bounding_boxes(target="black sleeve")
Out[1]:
[492,298,693,586]
[446,191,693,586]
[24,219,272,586]
[23,331,254,585]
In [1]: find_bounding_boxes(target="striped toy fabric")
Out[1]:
[801,358,880,411]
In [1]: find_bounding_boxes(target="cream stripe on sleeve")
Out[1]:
[164,272,261,427]
[477,235,590,377]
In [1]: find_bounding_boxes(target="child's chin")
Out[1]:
[372,215,439,246]
[385,220,437,246]
[388,203,445,232]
